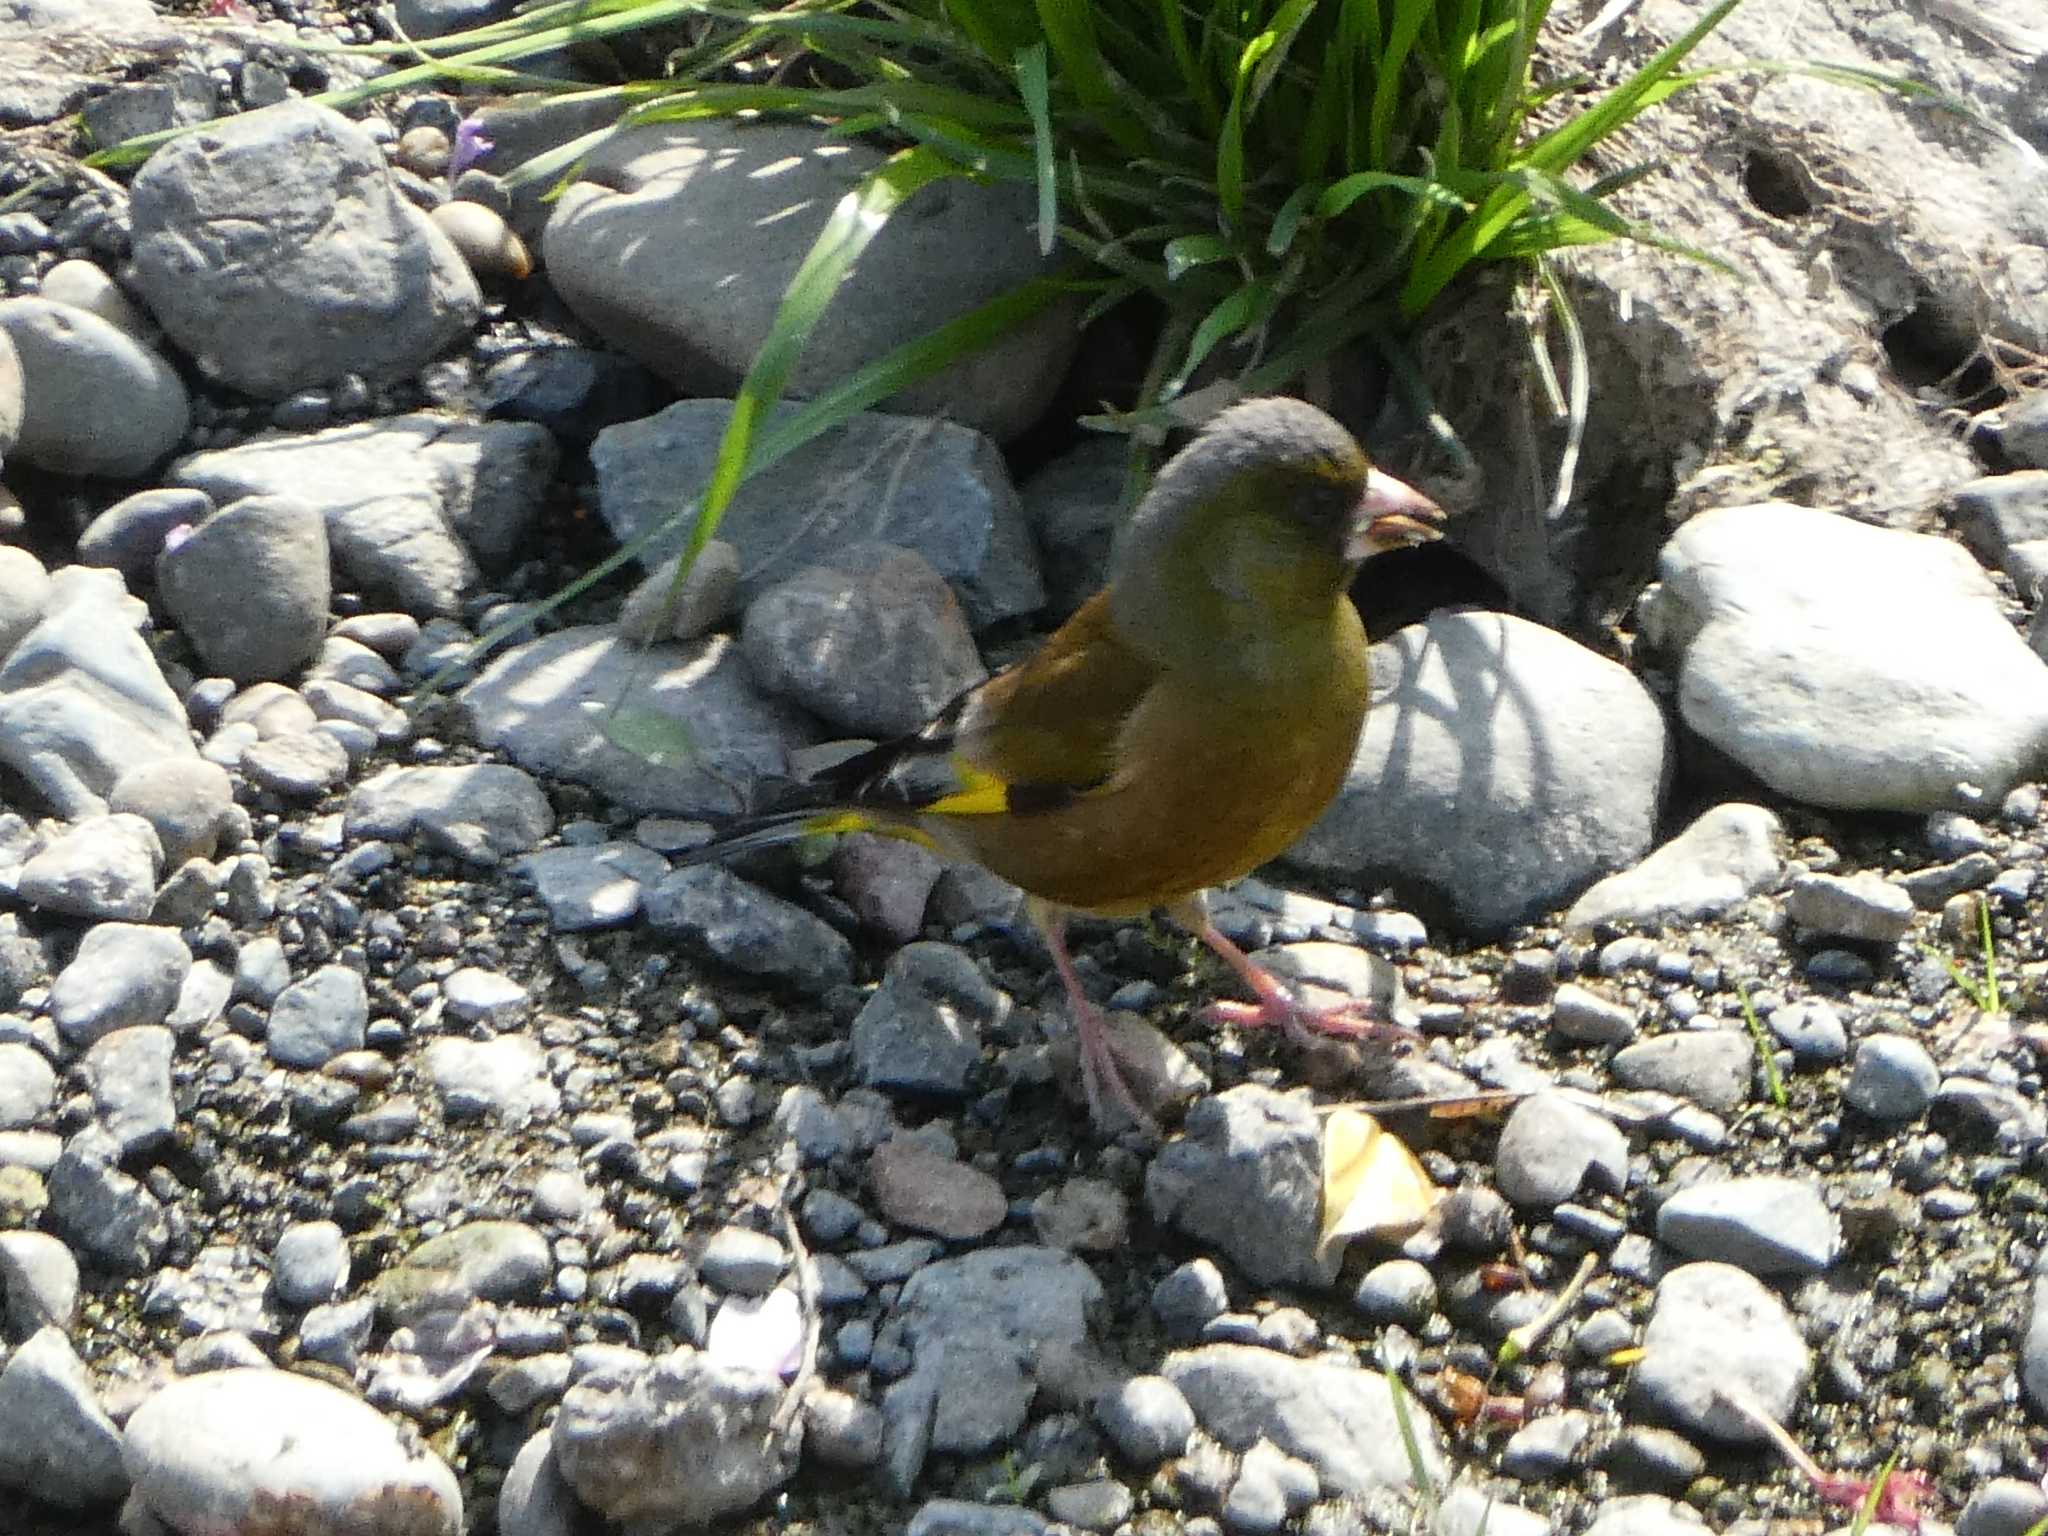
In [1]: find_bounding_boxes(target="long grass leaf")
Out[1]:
[692,145,958,567]
[1016,43,1058,255]
[1035,0,1150,155]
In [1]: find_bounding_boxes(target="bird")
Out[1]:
[685,395,1446,1131]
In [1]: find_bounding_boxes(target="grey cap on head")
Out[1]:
[1112,396,1367,569]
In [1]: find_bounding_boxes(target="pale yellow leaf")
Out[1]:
[1318,1108,1443,1264]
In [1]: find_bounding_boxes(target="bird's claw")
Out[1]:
[1203,995,1422,1051]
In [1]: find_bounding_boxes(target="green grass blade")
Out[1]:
[1367,0,1432,168]
[1016,42,1058,256]
[1517,0,1743,175]
[691,144,958,567]
[1035,0,1150,156]
[1735,980,1788,1108]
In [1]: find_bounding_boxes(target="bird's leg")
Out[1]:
[1169,896,1420,1049]
[1031,899,1158,1137]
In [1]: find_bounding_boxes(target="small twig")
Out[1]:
[770,1157,821,1435]
[1497,1251,1598,1368]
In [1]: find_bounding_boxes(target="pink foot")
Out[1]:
[1203,995,1421,1049]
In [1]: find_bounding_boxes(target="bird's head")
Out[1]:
[1114,396,1446,627]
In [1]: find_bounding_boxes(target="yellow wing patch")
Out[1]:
[919,759,1013,818]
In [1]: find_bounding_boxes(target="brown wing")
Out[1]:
[806,588,1161,817]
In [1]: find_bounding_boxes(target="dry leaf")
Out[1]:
[1318,1108,1443,1262]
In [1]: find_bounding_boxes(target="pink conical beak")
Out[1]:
[1346,468,1447,560]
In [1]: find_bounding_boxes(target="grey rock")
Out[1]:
[1292,611,1667,934]
[544,118,1071,443]
[1145,1086,1334,1288]
[48,921,190,1056]
[46,1130,168,1273]
[1046,1479,1132,1531]
[232,936,291,1007]
[1934,1076,2048,1150]
[1998,391,2048,471]
[378,1221,551,1324]
[1630,1262,1809,1443]
[1163,1343,1446,1497]
[16,813,162,921]
[0,1231,79,1335]
[120,1368,462,1534]
[1655,1175,1839,1276]
[157,497,329,684]
[304,677,407,740]
[171,415,552,615]
[593,400,1043,627]
[645,865,854,996]
[831,832,945,945]
[1579,1497,1707,1536]
[346,763,554,863]
[513,841,668,931]
[0,1041,55,1130]
[0,325,18,460]
[36,260,152,341]
[0,569,197,818]
[1501,1409,1594,1481]
[698,1226,786,1296]
[1352,1259,1438,1327]
[464,628,812,817]
[1019,435,1124,620]
[1768,1001,1848,1065]
[331,612,422,660]
[1434,1482,1549,1536]
[1602,1428,1706,1492]
[440,968,530,1027]
[0,297,188,475]
[1960,1478,2048,1536]
[905,1501,1048,1536]
[1784,871,1913,944]
[1224,1437,1318,1535]
[423,1035,560,1127]
[741,543,986,736]
[1152,1258,1231,1340]
[879,1246,1105,1456]
[267,963,368,1068]
[166,959,231,1035]
[1843,1034,1940,1122]
[1094,1374,1195,1465]
[1551,984,1640,1046]
[0,913,42,1011]
[1495,1093,1630,1207]
[298,1296,377,1372]
[1610,1029,1754,1114]
[78,69,213,146]
[552,1348,797,1529]
[130,103,481,397]
[1647,502,2048,810]
[617,542,741,644]
[80,1025,175,1156]
[77,488,211,586]
[498,1430,578,1536]
[0,1326,126,1507]
[394,0,516,38]
[239,727,351,799]
[852,942,1006,1098]
[109,758,234,867]
[0,545,50,659]
[271,1220,350,1309]
[1952,471,2048,594]
[2025,1248,2048,1418]
[1565,803,1783,931]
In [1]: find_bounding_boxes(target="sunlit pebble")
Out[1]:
[428,201,532,282]
[394,125,451,180]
